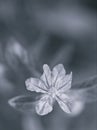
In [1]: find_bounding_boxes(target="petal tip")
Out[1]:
[43,64,50,69]
[70,72,72,76]
[25,78,32,90]
[57,63,64,66]
[36,107,53,116]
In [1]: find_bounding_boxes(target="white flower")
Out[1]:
[9,63,97,116]
[25,64,73,115]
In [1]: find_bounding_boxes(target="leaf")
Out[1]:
[8,95,40,113]
[68,75,97,103]
[72,75,97,89]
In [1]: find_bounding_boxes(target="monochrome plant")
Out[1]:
[9,64,97,116]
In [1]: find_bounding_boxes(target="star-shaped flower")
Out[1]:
[9,63,97,116]
[25,64,73,115]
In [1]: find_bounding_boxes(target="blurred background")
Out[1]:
[0,0,97,130]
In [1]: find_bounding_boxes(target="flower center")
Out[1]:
[48,87,58,98]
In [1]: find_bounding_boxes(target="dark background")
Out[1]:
[0,0,97,130]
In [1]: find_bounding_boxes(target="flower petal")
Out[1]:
[41,64,52,88]
[56,93,73,113]
[25,78,48,93]
[36,94,53,115]
[52,64,72,91]
[57,72,72,92]
[56,91,85,116]
[52,64,66,88]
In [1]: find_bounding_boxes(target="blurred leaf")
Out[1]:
[8,94,41,113]
[68,75,97,103]
[72,75,97,89]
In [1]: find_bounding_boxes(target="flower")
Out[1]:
[9,62,97,116]
[25,64,73,115]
